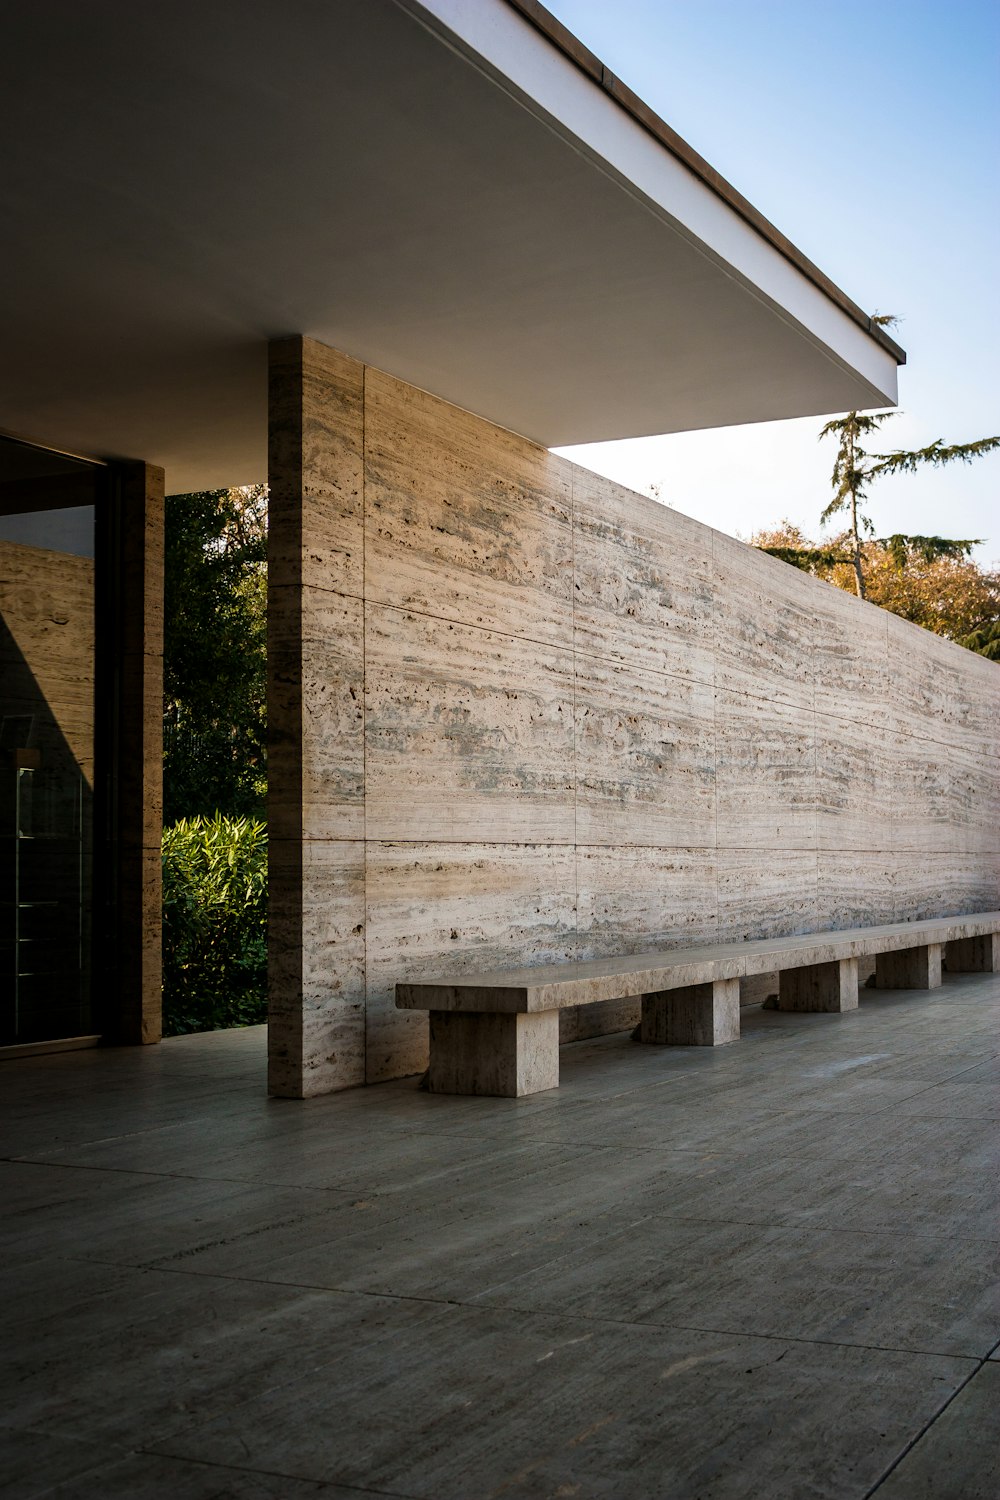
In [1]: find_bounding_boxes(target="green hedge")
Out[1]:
[162,814,267,1036]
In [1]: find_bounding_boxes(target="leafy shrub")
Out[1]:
[162,814,267,1036]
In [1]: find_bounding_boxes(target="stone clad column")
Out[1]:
[267,337,367,1097]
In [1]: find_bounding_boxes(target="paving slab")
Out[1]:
[0,1160,355,1268]
[150,1303,974,1500]
[504,1094,890,1160]
[36,1451,362,1499]
[472,1219,1000,1357]
[162,1191,1000,1360]
[616,1108,1000,1239]
[872,1361,1000,1500]
[152,1194,707,1301]
[0,1429,354,1500]
[0,1271,452,1448]
[885,1077,1000,1119]
[12,1109,586,1196]
[938,1055,1000,1085]
[0,1426,114,1500]
[147,1149,704,1286]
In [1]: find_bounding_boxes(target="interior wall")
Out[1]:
[268,337,1000,1098]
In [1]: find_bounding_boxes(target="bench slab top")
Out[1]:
[396,912,1000,1014]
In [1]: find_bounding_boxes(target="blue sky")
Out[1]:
[549,0,1000,563]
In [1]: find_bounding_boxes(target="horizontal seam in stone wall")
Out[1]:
[345,839,721,852]
[279,838,1000,855]
[365,597,723,689]
[362,594,570,645]
[569,639,716,686]
[289,580,365,606]
[817,714,999,739]
[810,707,999,757]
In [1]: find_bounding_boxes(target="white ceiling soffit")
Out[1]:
[0,0,901,492]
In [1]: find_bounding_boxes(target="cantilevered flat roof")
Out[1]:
[0,0,902,491]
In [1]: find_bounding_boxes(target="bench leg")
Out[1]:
[427,1010,559,1097]
[875,943,942,991]
[946,934,1000,973]
[778,957,858,1013]
[640,978,740,1046]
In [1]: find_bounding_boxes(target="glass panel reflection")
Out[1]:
[0,438,98,1045]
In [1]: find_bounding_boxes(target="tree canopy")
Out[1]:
[753,520,1000,654]
[163,486,267,823]
[815,409,996,600]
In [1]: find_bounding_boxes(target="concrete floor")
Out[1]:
[2,977,999,1499]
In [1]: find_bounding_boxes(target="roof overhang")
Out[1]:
[0,0,902,491]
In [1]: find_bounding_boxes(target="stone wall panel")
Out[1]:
[717,848,819,940]
[715,689,816,850]
[573,468,714,683]
[364,604,575,844]
[816,852,896,931]
[809,583,890,727]
[364,369,573,647]
[891,853,1000,922]
[575,844,719,957]
[563,844,719,1040]
[269,586,365,844]
[891,738,981,855]
[815,712,894,852]
[888,612,998,751]
[574,658,715,848]
[712,531,816,712]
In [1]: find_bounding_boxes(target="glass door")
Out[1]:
[0,436,101,1047]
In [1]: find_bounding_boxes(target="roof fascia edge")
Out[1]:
[405,0,905,369]
[506,0,905,367]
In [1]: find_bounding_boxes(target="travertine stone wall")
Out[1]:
[268,337,1000,1097]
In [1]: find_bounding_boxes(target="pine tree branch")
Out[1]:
[876,533,984,569]
[868,434,1000,478]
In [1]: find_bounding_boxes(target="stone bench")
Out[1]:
[396,912,1000,1097]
